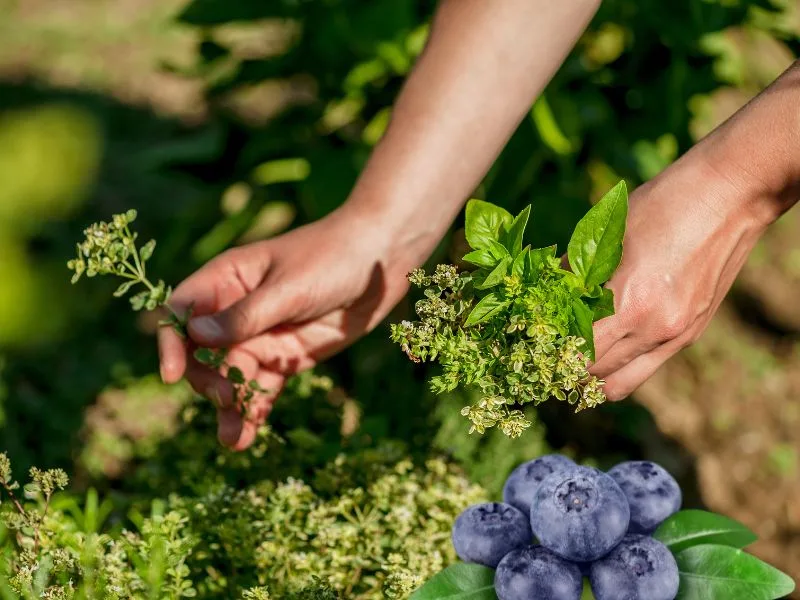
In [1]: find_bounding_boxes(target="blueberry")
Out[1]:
[607,461,682,534]
[589,534,679,600]
[451,502,532,568]
[530,466,630,562]
[503,454,576,517]
[495,545,583,600]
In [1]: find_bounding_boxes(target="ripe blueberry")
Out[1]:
[530,466,630,562]
[589,534,679,600]
[607,461,682,534]
[503,454,576,517]
[451,502,532,568]
[495,545,583,600]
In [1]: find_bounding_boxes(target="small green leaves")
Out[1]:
[409,563,497,600]
[464,292,508,326]
[462,249,497,269]
[570,299,596,360]
[587,288,615,321]
[475,257,511,290]
[113,280,136,298]
[675,544,795,600]
[464,199,513,250]
[567,180,628,288]
[501,205,531,257]
[227,366,246,385]
[654,510,758,554]
[140,239,156,262]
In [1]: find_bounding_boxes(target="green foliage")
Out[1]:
[409,563,495,600]
[0,449,486,599]
[391,182,628,438]
[654,510,759,554]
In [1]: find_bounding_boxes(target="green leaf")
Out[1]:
[654,510,758,554]
[193,348,217,366]
[570,299,596,360]
[586,288,615,321]
[113,280,136,298]
[462,249,498,269]
[465,199,513,250]
[567,180,628,288]
[511,246,529,278]
[139,239,156,262]
[524,245,557,282]
[410,563,497,600]
[501,205,531,257]
[227,366,246,385]
[476,257,511,290]
[465,292,510,327]
[675,544,795,600]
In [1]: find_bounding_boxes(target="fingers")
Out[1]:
[216,371,284,450]
[601,342,678,401]
[158,245,271,383]
[188,278,307,348]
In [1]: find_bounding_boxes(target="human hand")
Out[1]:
[157,207,413,450]
[590,156,769,400]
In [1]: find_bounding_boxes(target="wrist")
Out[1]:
[335,189,459,277]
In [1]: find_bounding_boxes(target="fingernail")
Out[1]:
[191,316,223,342]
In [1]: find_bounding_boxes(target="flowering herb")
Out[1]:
[391,181,628,438]
[67,210,266,414]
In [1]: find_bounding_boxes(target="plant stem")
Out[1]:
[0,480,25,517]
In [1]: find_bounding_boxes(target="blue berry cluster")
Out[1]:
[451,455,683,600]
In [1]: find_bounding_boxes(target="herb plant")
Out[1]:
[391,181,628,437]
[67,210,267,414]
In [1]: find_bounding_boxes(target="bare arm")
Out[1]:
[339,0,603,272]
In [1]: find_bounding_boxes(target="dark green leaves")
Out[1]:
[567,181,628,288]
[675,545,795,600]
[410,563,497,600]
[464,292,509,327]
[570,300,595,360]
[587,288,615,321]
[654,510,758,554]
[464,200,513,251]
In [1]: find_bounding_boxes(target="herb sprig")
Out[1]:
[67,210,267,413]
[391,181,628,438]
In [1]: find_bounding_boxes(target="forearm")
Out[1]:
[337,0,601,272]
[694,59,800,227]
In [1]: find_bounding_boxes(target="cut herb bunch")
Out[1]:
[391,181,628,438]
[67,210,267,413]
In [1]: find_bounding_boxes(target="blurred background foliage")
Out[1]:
[0,0,799,593]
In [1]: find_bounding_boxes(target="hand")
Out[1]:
[590,156,769,400]
[157,207,411,450]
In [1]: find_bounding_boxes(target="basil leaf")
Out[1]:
[570,299,595,360]
[410,563,497,600]
[476,257,511,290]
[654,510,757,554]
[463,249,498,269]
[501,205,531,257]
[511,246,529,278]
[567,180,628,288]
[587,288,615,321]
[465,199,513,250]
[465,292,509,326]
[675,544,795,600]
[524,244,557,283]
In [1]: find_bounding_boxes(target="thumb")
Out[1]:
[188,279,303,346]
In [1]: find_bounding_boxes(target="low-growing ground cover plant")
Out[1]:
[412,455,796,600]
[391,181,628,438]
[0,445,486,599]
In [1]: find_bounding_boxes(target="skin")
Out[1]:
[158,0,800,450]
